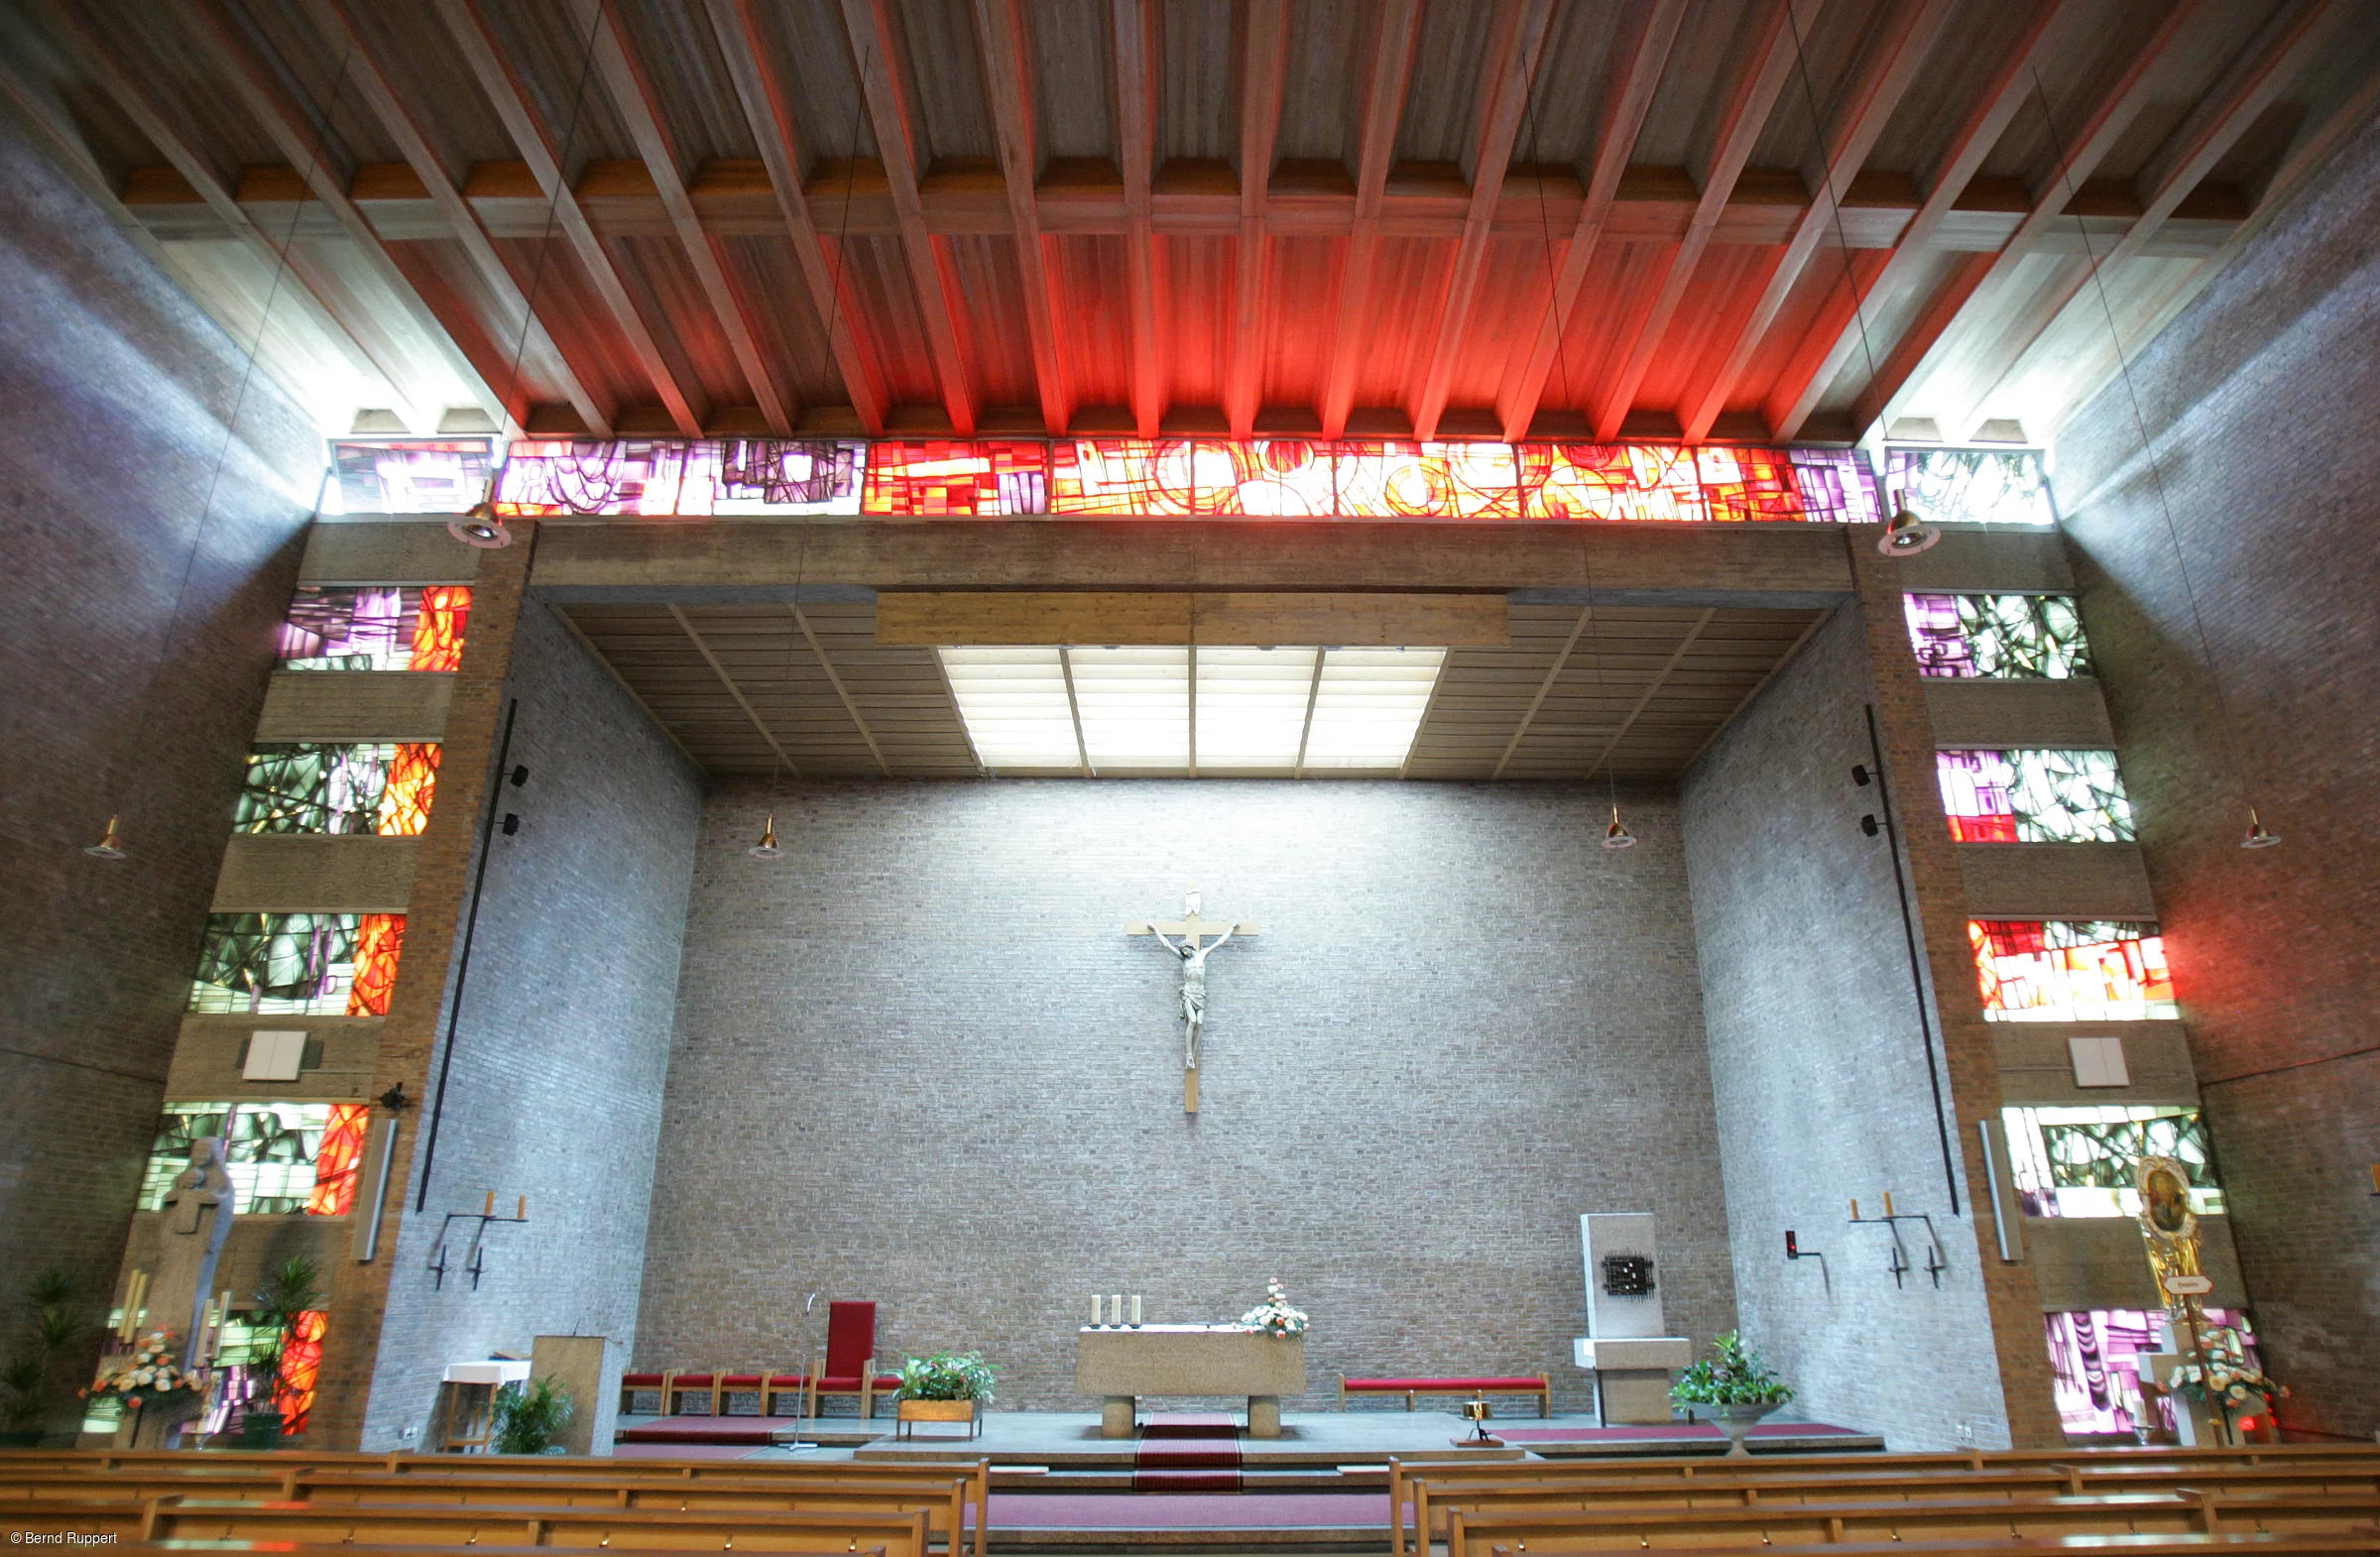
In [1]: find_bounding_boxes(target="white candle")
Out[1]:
[1091,1293,1102,1326]
[1111,1293,1124,1328]
[1130,1295,1142,1327]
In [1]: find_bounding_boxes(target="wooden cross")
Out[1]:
[1128,890,1259,1115]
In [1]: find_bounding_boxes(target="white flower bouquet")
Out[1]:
[86,1333,207,1410]
[2167,1326,2289,1416]
[1239,1278,1309,1338]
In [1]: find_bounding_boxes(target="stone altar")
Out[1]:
[1574,1212,1692,1425]
[1075,1324,1305,1438]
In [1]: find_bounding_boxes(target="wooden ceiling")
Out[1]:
[4,0,2376,445]
[556,596,1826,779]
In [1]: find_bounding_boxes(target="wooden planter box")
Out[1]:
[894,1397,982,1439]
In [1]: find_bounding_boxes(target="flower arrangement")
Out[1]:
[85,1333,205,1410]
[1239,1279,1308,1338]
[1669,1331,1795,1407]
[895,1350,999,1403]
[2168,1326,2287,1416]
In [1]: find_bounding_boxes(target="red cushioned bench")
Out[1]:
[1341,1374,1552,1416]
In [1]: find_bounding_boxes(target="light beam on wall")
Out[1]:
[938,647,1445,777]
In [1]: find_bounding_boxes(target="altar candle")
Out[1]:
[1112,1293,1124,1328]
[2370,1163,2380,1195]
[518,1195,527,1221]
[1130,1295,1142,1327]
[1849,1199,1858,1220]
[1883,1190,1895,1219]
[484,1189,495,1216]
[1091,1294,1102,1326]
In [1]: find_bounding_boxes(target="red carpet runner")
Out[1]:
[1132,1411,1243,1492]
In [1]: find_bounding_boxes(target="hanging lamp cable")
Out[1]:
[2027,66,2275,849]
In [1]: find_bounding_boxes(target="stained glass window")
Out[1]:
[274,1310,327,1431]
[1787,447,1884,524]
[1970,919,2176,1021]
[323,439,494,515]
[1905,593,2092,678]
[278,586,470,671]
[1937,749,2134,842]
[1884,447,2056,527]
[495,438,864,516]
[188,912,404,1017]
[233,743,440,836]
[861,440,1049,515]
[137,1102,369,1215]
[2041,1308,2255,1438]
[1049,438,1198,514]
[2001,1105,2224,1218]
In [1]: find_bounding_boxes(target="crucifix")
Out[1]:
[1128,890,1259,1114]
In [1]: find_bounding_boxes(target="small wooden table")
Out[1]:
[1074,1325,1306,1438]
[436,1358,532,1453]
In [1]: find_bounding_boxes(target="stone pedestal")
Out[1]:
[2144,1352,2224,1446]
[1574,1337,1694,1424]
[1075,1325,1306,1438]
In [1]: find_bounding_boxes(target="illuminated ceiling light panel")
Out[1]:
[937,647,1081,771]
[1302,649,1447,769]
[936,646,1444,776]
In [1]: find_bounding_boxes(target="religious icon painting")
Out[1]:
[2136,1153,2199,1244]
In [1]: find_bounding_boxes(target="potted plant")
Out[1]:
[491,1375,576,1455]
[893,1351,996,1439]
[241,1257,324,1447]
[1,1269,81,1446]
[85,1332,208,1448]
[1670,1331,1794,1458]
[1239,1279,1309,1338]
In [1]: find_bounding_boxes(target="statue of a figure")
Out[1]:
[150,1138,236,1369]
[1150,922,1238,1071]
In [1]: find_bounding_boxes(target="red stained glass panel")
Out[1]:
[1970,919,2177,1021]
[376,744,439,837]
[304,1104,369,1217]
[275,1310,326,1431]
[862,440,1049,515]
[347,914,404,1017]
[407,586,470,671]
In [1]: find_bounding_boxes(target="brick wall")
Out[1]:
[0,110,318,1416]
[2053,112,2380,1440]
[354,598,702,1449]
[639,778,1734,1413]
[1681,605,2026,1450]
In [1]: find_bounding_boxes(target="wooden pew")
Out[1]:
[1476,1539,2380,1556]
[0,1471,972,1555]
[1389,1446,2380,1557]
[6,1497,933,1555]
[1446,1490,2380,1556]
[0,1450,990,1557]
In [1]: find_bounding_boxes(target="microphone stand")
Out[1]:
[782,1294,821,1453]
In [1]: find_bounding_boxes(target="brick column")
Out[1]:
[1844,527,2065,1449]
[308,527,536,1451]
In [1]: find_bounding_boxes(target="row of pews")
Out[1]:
[0,1447,988,1556]
[1388,1442,2380,1555]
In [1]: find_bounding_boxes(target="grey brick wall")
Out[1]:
[1681,605,2018,1451]
[2053,110,2380,1442]
[358,598,702,1449]
[0,110,318,1416]
[639,778,1734,1413]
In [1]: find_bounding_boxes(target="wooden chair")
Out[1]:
[807,1301,902,1420]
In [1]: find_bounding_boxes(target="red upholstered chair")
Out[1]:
[807,1301,902,1419]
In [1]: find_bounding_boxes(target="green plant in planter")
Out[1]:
[491,1375,576,1455]
[1669,1331,1794,1407]
[1,1269,82,1446]
[244,1257,324,1435]
[895,1351,998,1403]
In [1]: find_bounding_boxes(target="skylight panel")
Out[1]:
[1196,648,1317,771]
[1301,648,1446,769]
[1070,647,1188,771]
[937,647,1080,771]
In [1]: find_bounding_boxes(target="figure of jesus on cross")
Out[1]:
[1129,890,1258,1114]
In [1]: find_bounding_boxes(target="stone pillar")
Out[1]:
[306,527,537,1451]
[532,1335,620,1457]
[1843,526,2065,1449]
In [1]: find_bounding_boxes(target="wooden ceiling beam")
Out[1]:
[972,0,1072,434]
[1490,606,1592,780]
[1944,0,2349,440]
[1497,0,1689,443]
[1675,0,1957,443]
[1582,608,1715,774]
[1848,0,2203,438]
[1112,0,1162,436]
[1319,0,1425,439]
[433,0,704,433]
[668,605,802,778]
[1226,0,1289,438]
[791,603,890,776]
[701,0,889,435]
[305,0,610,435]
[41,0,455,432]
[1410,0,1559,440]
[584,0,791,433]
[838,0,979,433]
[1765,0,2077,441]
[1589,0,1801,442]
